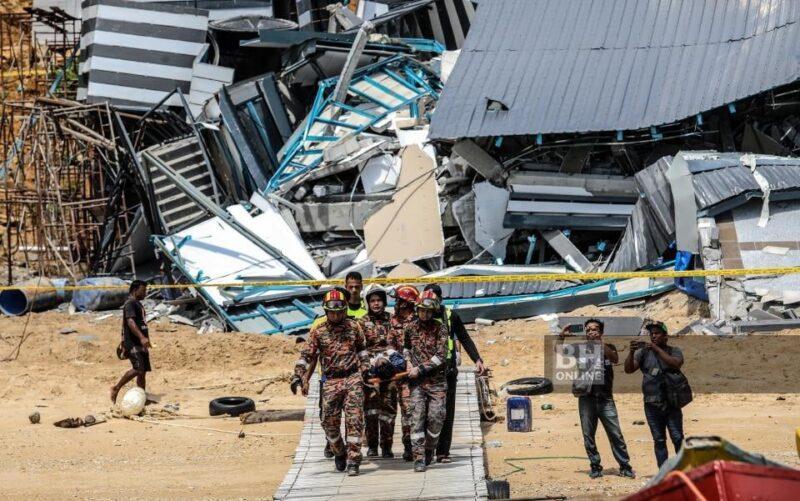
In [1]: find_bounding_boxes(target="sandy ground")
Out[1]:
[0,310,305,500]
[1,291,799,499]
[473,292,800,498]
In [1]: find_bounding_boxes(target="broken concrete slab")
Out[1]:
[364,145,445,267]
[473,181,513,262]
[452,191,482,257]
[541,230,594,273]
[292,200,388,232]
[321,249,360,276]
[387,261,427,278]
[452,140,505,185]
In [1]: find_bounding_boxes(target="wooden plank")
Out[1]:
[274,371,487,500]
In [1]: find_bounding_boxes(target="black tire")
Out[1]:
[209,397,255,417]
[487,479,510,500]
[503,377,553,396]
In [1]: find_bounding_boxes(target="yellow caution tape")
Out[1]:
[4,266,800,292]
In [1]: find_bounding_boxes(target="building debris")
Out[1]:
[364,145,444,267]
[4,0,800,336]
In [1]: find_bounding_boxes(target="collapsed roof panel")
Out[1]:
[608,151,800,272]
[429,0,800,139]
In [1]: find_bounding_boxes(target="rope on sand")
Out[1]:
[130,416,298,438]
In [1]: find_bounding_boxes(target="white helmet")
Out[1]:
[362,284,388,305]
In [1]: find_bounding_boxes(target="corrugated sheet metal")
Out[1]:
[430,0,800,139]
[692,165,760,209]
[608,152,800,271]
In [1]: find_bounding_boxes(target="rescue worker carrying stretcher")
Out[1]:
[403,289,449,472]
[388,284,421,461]
[359,284,402,458]
[291,289,370,476]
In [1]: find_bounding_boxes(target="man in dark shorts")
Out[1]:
[111,280,151,403]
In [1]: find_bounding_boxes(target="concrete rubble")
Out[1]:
[4,0,800,334]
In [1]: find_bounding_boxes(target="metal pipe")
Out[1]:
[0,277,71,316]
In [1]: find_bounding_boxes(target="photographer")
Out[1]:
[624,321,685,467]
[559,319,635,479]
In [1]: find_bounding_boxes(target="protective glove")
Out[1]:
[290,375,302,395]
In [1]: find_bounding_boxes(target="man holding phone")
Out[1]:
[559,319,635,479]
[624,320,685,467]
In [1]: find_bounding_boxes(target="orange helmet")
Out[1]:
[322,289,348,311]
[394,285,420,303]
[416,289,440,310]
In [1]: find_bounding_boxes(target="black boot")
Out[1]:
[346,463,360,476]
[425,449,433,466]
[334,454,347,472]
[324,442,334,459]
[381,447,394,458]
[402,439,413,462]
[366,446,379,458]
[414,460,426,472]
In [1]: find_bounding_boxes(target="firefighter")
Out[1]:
[404,289,449,472]
[307,281,366,459]
[388,284,420,461]
[423,283,489,463]
[291,290,370,476]
[359,284,397,458]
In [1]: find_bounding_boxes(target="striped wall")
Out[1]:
[78,0,209,107]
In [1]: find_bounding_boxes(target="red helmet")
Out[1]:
[416,289,440,310]
[394,285,420,303]
[322,289,348,311]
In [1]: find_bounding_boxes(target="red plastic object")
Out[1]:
[624,460,800,501]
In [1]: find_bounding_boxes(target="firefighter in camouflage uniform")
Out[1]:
[292,289,370,476]
[404,289,449,472]
[388,284,420,461]
[359,284,397,458]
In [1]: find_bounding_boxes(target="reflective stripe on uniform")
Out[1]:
[411,432,425,440]
[326,432,341,443]
[426,428,442,439]
[347,435,362,444]
[378,413,395,423]
[431,355,442,367]
[445,307,455,360]
[366,409,380,416]
[295,359,309,368]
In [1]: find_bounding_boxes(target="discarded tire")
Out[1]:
[503,377,553,396]
[209,397,255,417]
[486,479,510,500]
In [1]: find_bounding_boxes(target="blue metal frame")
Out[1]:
[266,55,442,192]
[398,38,446,54]
[226,298,322,335]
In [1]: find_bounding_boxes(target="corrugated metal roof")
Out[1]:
[430,0,800,139]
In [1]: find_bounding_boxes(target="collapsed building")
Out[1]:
[2,0,800,333]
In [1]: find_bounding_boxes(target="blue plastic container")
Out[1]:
[506,396,532,432]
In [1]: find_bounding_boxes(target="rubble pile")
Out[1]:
[4,0,800,334]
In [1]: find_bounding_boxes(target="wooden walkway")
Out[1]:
[275,371,488,500]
